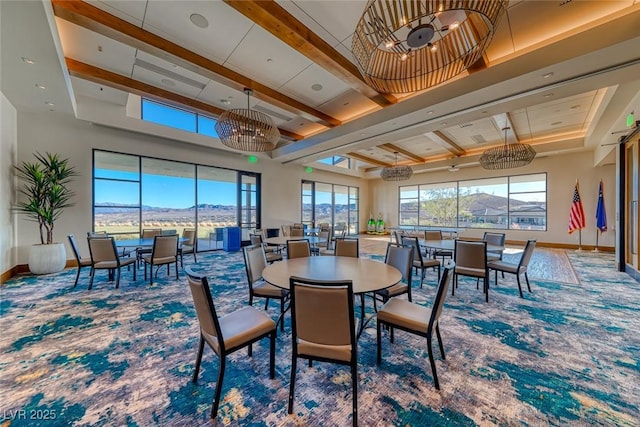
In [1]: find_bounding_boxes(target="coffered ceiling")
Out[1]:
[2,1,640,177]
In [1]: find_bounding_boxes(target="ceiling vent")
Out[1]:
[471,134,486,144]
[459,123,474,128]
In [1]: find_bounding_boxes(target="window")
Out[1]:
[141,98,218,138]
[93,150,261,249]
[318,156,351,169]
[399,173,546,230]
[302,181,359,234]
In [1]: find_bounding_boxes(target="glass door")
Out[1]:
[239,173,259,243]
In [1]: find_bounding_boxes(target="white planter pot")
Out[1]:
[29,243,67,275]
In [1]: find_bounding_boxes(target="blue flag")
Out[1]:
[596,180,607,232]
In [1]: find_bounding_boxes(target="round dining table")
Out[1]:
[264,236,326,247]
[419,239,503,253]
[262,256,401,294]
[115,237,188,248]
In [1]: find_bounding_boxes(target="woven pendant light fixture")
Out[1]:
[381,152,413,181]
[215,88,280,152]
[352,0,507,93]
[479,127,536,170]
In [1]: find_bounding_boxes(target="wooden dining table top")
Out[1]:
[264,236,326,246]
[262,256,402,294]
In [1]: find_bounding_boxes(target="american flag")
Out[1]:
[568,181,586,234]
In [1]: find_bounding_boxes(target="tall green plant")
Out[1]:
[14,152,78,245]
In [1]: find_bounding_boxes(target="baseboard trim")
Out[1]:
[1,260,77,284]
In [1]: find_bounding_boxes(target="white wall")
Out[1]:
[370,151,616,248]
[13,111,370,265]
[1,92,17,277]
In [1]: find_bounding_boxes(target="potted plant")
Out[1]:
[14,152,78,274]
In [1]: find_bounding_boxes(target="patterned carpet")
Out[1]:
[1,248,638,426]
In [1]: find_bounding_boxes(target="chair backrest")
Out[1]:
[68,234,83,261]
[289,276,355,360]
[250,234,262,247]
[519,240,537,271]
[142,228,162,238]
[425,230,443,240]
[287,239,311,259]
[182,228,196,246]
[318,230,331,249]
[454,240,487,269]
[384,243,413,285]
[483,232,506,247]
[243,244,267,287]
[318,223,331,231]
[401,236,424,263]
[290,228,304,237]
[292,223,304,229]
[87,236,118,263]
[87,231,107,238]
[335,238,359,257]
[185,268,224,354]
[152,234,178,259]
[281,224,290,237]
[430,262,455,330]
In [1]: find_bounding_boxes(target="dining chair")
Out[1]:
[425,230,452,262]
[87,236,137,289]
[289,228,304,238]
[68,234,92,287]
[179,228,197,267]
[401,236,441,287]
[374,243,414,308]
[243,244,289,331]
[317,229,335,256]
[286,239,311,259]
[137,228,162,266]
[288,276,357,426]
[376,262,455,390]
[250,234,283,263]
[335,237,359,257]
[185,267,276,420]
[483,232,506,262]
[142,234,179,285]
[488,240,537,298]
[453,239,489,302]
[292,222,304,229]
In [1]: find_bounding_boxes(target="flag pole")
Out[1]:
[577,229,582,251]
[594,230,600,252]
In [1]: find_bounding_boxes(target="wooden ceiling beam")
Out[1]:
[379,143,424,163]
[51,0,340,128]
[223,0,397,107]
[66,58,303,141]
[427,131,467,156]
[346,152,392,167]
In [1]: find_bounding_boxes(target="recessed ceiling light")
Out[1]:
[189,13,209,29]
[220,99,231,105]
[267,58,273,63]
[45,101,55,106]
[542,72,554,79]
[161,78,175,87]
[551,121,562,125]
[441,122,447,126]
[343,102,350,106]
[570,105,580,110]
[35,84,46,89]
[544,93,554,98]
[311,83,323,91]
[427,110,434,115]
[21,57,36,64]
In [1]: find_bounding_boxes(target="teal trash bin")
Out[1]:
[223,227,241,252]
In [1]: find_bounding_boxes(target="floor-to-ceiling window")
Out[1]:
[93,150,260,250]
[301,180,359,234]
[399,173,547,230]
